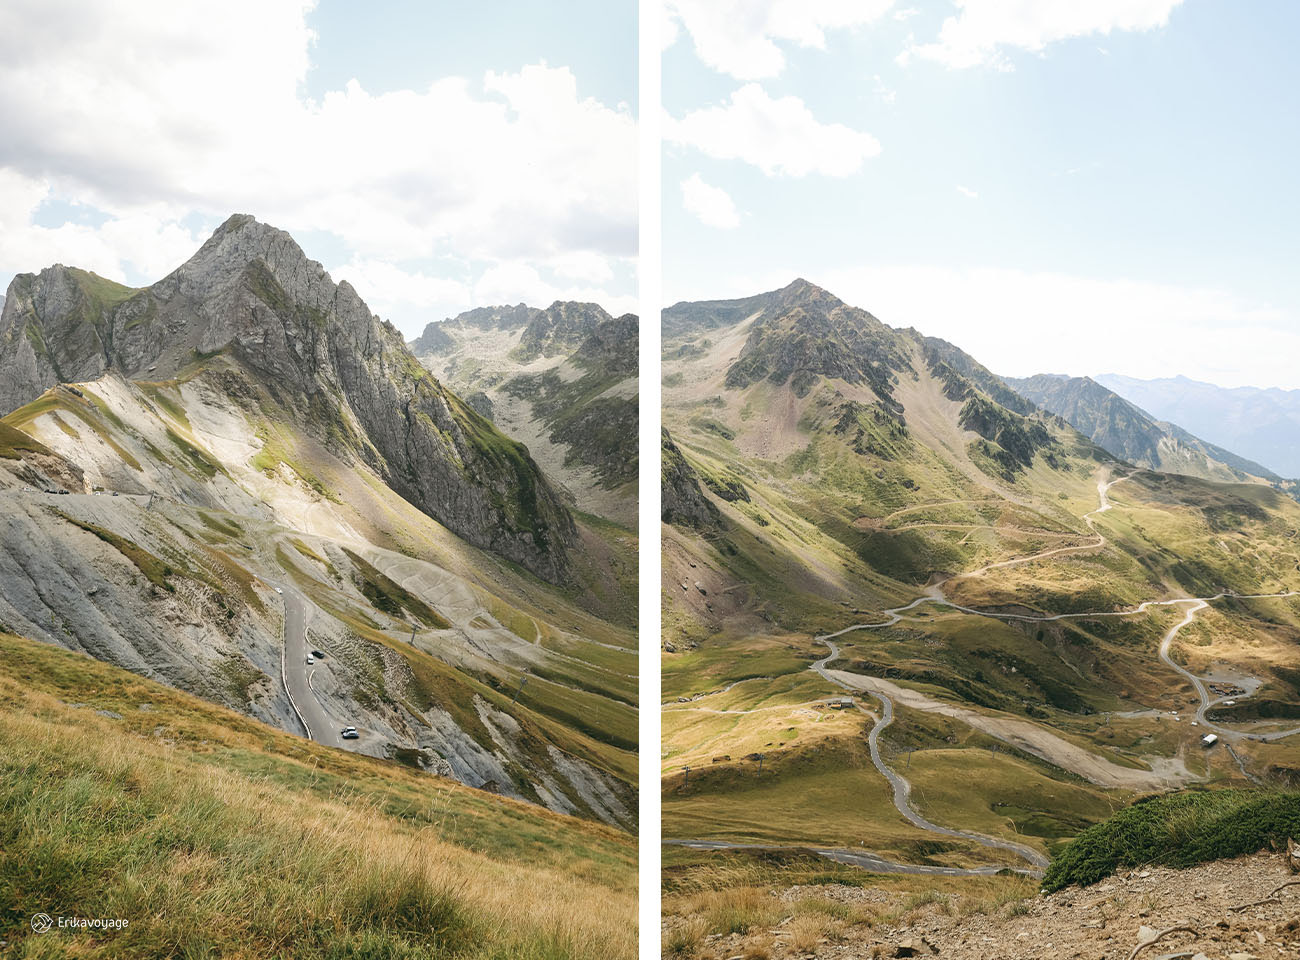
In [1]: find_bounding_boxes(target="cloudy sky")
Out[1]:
[0,0,636,337]
[663,0,1300,390]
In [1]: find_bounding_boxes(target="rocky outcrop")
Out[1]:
[513,301,612,362]
[0,215,576,583]
[408,321,455,356]
[661,428,723,531]
[0,267,141,414]
[575,312,637,376]
[716,279,914,400]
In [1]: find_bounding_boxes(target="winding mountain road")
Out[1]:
[1157,598,1300,742]
[271,580,343,748]
[679,470,1299,875]
[820,638,1050,870]
[804,471,1300,868]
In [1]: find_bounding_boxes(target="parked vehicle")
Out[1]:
[341,726,359,740]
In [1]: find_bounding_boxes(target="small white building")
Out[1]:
[1200,733,1219,747]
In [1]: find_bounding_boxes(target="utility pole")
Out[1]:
[906,748,913,769]
[511,673,530,703]
[682,765,690,787]
[409,622,417,645]
[756,753,764,776]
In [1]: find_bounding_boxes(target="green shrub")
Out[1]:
[1042,789,1300,892]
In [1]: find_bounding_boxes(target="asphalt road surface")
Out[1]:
[787,469,1299,873]
[272,581,343,749]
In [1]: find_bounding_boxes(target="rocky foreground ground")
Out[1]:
[676,853,1300,960]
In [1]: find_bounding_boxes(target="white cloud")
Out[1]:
[680,174,740,229]
[815,264,1299,389]
[902,0,1185,70]
[872,74,898,105]
[331,259,471,315]
[955,184,979,199]
[664,0,894,80]
[0,170,203,282]
[666,84,881,178]
[545,251,617,285]
[0,0,636,334]
[473,263,637,318]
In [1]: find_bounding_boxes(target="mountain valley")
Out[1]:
[660,280,1300,894]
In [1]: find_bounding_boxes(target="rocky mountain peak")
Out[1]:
[161,214,346,325]
[574,313,638,375]
[770,277,842,312]
[409,320,456,356]
[725,281,910,399]
[514,301,613,362]
[0,216,578,583]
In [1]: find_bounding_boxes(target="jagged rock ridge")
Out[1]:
[0,215,575,582]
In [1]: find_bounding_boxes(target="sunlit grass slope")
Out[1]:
[0,632,635,959]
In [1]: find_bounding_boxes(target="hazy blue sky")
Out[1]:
[663,0,1300,390]
[0,0,636,336]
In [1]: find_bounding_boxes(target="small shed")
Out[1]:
[1200,733,1219,747]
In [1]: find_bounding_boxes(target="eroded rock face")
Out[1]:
[0,268,114,413]
[514,301,612,362]
[661,428,723,532]
[0,215,576,583]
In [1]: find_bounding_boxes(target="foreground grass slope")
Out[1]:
[0,633,635,959]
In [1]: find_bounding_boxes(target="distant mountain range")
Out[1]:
[1006,374,1283,486]
[409,302,638,528]
[1093,374,1300,479]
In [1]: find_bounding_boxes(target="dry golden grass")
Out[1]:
[0,638,635,958]
[786,912,834,953]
